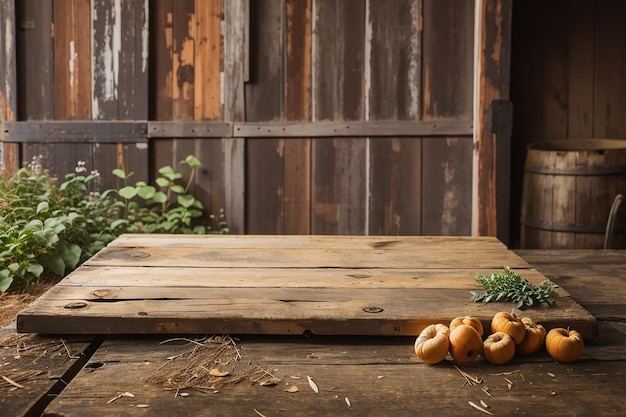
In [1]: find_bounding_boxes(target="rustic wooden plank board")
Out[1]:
[51,266,550,289]
[0,328,96,417]
[82,247,529,269]
[17,236,597,337]
[106,234,510,250]
[16,285,593,336]
[44,322,626,417]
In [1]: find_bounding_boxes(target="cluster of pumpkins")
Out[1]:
[414,312,584,365]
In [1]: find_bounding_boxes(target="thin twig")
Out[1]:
[469,400,493,415]
[2,375,24,389]
[61,339,80,359]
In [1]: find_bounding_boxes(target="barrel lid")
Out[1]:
[528,138,626,151]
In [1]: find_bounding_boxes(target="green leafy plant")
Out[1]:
[0,155,228,292]
[469,266,555,309]
[109,155,227,234]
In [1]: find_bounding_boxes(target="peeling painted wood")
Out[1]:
[0,0,18,171]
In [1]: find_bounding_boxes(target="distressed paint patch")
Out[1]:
[441,160,460,235]
[141,0,149,73]
[92,0,122,118]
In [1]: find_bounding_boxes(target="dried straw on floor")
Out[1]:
[146,335,280,393]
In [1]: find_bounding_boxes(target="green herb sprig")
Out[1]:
[469,266,555,309]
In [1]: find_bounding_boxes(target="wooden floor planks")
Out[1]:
[17,235,598,337]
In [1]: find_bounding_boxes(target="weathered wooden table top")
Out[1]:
[17,235,597,337]
[2,236,625,416]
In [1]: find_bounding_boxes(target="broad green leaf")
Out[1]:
[119,186,138,199]
[185,155,201,167]
[150,191,168,204]
[27,263,44,278]
[112,168,127,179]
[155,177,170,188]
[177,194,195,208]
[58,242,82,270]
[111,219,130,230]
[36,201,50,214]
[170,185,185,194]
[137,185,156,199]
[158,165,174,175]
[40,253,66,277]
[0,269,12,292]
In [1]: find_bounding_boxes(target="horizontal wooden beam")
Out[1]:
[1,120,474,142]
[233,120,473,137]
[1,121,147,143]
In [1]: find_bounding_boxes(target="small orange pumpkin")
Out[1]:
[449,324,483,364]
[545,328,584,363]
[516,317,547,356]
[491,311,526,345]
[450,316,484,337]
[414,324,450,364]
[483,332,516,365]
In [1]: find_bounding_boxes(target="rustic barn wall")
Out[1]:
[238,0,475,235]
[2,0,478,236]
[510,0,626,247]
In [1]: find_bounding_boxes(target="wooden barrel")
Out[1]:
[521,139,626,249]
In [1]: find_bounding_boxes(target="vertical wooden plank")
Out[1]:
[150,0,174,177]
[169,0,195,195]
[194,0,227,229]
[223,0,247,233]
[422,0,475,236]
[283,0,312,234]
[16,0,54,120]
[474,0,513,237]
[422,0,473,121]
[368,0,421,235]
[118,0,149,120]
[171,0,195,123]
[52,0,93,179]
[312,0,366,235]
[593,0,626,138]
[17,0,54,172]
[92,0,149,190]
[0,0,19,172]
[194,0,221,121]
[567,0,594,138]
[245,0,285,234]
[54,0,92,121]
[91,0,119,120]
